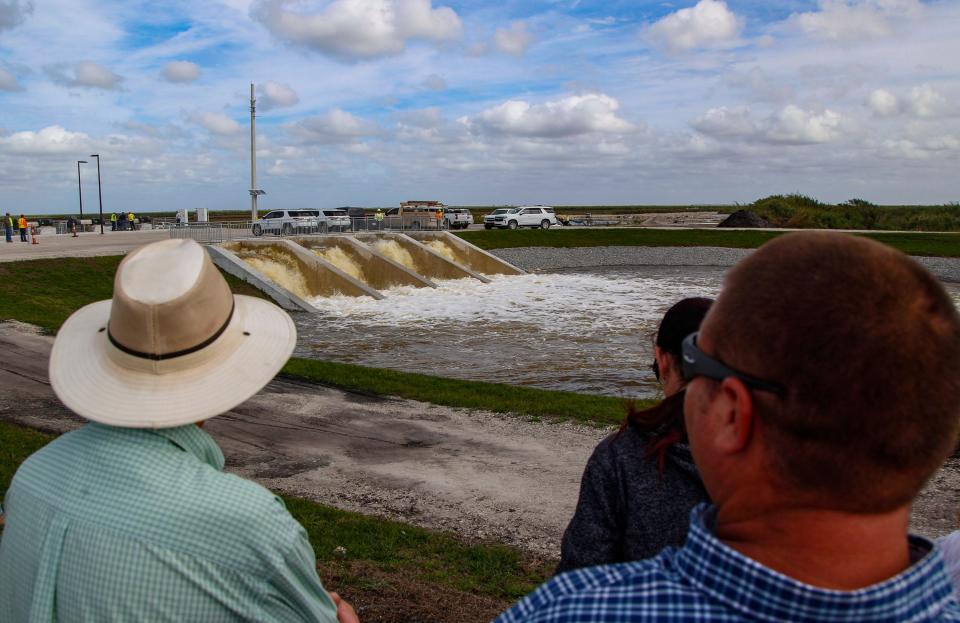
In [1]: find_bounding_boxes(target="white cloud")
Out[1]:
[866,85,953,119]
[0,67,20,91]
[0,0,32,32]
[421,73,446,91]
[161,61,201,83]
[786,0,923,41]
[767,105,843,144]
[467,94,635,138]
[195,112,242,135]
[907,84,950,119]
[693,104,845,144]
[0,125,89,155]
[289,109,380,143]
[493,21,534,56]
[691,106,756,138]
[646,0,742,54]
[867,89,899,117]
[259,80,300,110]
[252,0,462,60]
[47,61,123,90]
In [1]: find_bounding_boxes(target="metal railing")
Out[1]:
[169,217,451,244]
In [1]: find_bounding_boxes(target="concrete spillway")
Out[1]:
[205,233,525,311]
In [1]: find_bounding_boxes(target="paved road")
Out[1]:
[0,230,168,262]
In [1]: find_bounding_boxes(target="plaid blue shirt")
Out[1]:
[496,505,960,622]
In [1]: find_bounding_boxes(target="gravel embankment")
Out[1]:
[491,245,960,283]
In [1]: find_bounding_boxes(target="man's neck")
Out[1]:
[714,502,913,590]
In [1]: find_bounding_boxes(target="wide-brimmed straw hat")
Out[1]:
[49,238,296,428]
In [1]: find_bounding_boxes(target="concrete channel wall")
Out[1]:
[408,231,526,276]
[205,233,528,311]
[206,245,317,313]
[294,235,436,290]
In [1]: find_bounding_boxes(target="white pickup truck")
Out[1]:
[443,208,473,230]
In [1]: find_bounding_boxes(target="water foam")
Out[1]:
[296,267,726,397]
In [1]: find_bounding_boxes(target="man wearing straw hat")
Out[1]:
[0,239,356,622]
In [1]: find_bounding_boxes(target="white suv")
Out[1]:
[320,209,351,232]
[486,206,559,230]
[252,210,321,236]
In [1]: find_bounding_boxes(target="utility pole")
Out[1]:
[249,83,264,220]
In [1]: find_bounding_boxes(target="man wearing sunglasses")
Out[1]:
[497,231,960,622]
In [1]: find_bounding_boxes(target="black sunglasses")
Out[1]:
[681,332,785,396]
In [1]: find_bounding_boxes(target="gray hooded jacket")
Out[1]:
[556,424,708,574]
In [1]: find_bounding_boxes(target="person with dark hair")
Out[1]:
[557,297,712,574]
[497,232,960,622]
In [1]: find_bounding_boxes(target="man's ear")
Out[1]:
[711,377,756,454]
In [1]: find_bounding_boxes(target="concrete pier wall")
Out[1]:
[409,231,525,276]
[294,235,436,290]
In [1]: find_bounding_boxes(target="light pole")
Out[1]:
[77,160,87,221]
[90,154,104,235]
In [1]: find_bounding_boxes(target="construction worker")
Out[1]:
[127,211,135,231]
[4,213,12,243]
[374,208,384,230]
[18,214,28,242]
[435,207,443,229]
[110,212,117,231]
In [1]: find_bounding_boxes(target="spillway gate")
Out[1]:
[205,232,525,312]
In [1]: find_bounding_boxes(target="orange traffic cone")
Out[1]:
[31,226,38,245]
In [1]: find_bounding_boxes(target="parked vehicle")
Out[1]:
[483,208,512,229]
[252,210,322,236]
[321,209,351,232]
[384,205,443,230]
[443,208,473,230]
[484,206,559,230]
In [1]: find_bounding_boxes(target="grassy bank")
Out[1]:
[0,421,545,618]
[282,359,627,426]
[457,228,960,258]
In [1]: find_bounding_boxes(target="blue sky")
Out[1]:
[0,0,958,213]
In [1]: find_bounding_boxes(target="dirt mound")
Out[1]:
[718,210,774,228]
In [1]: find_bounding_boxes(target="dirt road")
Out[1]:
[1,320,956,562]
[0,321,605,557]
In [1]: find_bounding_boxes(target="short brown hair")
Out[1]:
[705,232,960,512]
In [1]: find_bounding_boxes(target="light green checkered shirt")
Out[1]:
[0,423,338,622]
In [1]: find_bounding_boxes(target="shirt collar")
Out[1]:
[675,504,957,623]
[151,425,225,471]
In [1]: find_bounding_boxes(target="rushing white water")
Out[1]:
[315,246,365,282]
[424,240,460,264]
[238,249,312,300]
[295,266,726,398]
[371,240,420,273]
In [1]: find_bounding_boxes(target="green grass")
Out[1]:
[0,421,548,601]
[457,228,960,258]
[282,359,630,426]
[0,421,52,501]
[0,256,266,334]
